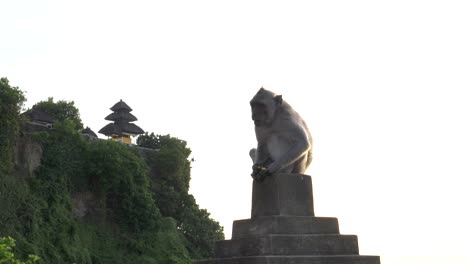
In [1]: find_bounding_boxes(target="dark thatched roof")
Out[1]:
[28,108,55,123]
[98,123,121,135]
[104,111,137,122]
[98,123,144,136]
[110,99,132,112]
[82,127,97,138]
[100,99,144,137]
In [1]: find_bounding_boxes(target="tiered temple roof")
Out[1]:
[98,100,144,140]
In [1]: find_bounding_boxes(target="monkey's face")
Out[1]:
[250,88,283,127]
[250,101,276,127]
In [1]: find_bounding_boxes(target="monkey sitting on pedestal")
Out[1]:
[250,88,313,181]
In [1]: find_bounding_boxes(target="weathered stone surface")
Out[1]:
[232,216,339,239]
[194,255,381,264]
[71,191,98,219]
[215,234,358,258]
[252,173,314,218]
[14,136,43,178]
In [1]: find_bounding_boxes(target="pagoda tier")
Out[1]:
[99,122,144,136]
[98,99,144,144]
[110,100,132,112]
[104,111,137,122]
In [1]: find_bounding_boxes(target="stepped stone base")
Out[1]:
[216,234,359,257]
[193,174,380,264]
[194,255,380,264]
[232,216,339,239]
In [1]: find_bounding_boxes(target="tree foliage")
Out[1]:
[137,132,225,258]
[0,77,26,174]
[88,139,161,233]
[0,237,39,264]
[30,97,83,129]
[138,133,192,192]
[24,122,190,263]
[0,79,31,259]
[1,79,222,263]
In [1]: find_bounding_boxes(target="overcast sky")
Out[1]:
[1,1,468,263]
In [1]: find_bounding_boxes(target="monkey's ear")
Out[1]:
[275,95,283,105]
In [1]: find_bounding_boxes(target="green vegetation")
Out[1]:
[28,97,83,129]
[0,79,223,263]
[0,78,26,175]
[137,133,224,258]
[0,237,39,264]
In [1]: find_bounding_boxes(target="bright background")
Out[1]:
[1,1,468,263]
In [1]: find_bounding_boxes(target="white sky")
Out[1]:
[1,1,468,263]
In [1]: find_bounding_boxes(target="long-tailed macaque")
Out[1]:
[250,88,312,181]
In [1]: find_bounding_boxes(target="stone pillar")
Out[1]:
[193,173,380,264]
[252,173,314,217]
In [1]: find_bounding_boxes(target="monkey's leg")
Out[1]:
[289,155,308,174]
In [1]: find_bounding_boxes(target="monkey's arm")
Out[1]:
[254,142,270,165]
[253,128,271,165]
[251,140,272,180]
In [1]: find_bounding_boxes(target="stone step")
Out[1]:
[194,255,380,264]
[215,235,359,258]
[232,216,340,239]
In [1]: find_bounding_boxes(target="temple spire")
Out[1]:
[98,99,144,144]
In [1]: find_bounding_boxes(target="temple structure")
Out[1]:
[21,107,55,133]
[82,126,97,139]
[98,100,144,144]
[27,108,55,128]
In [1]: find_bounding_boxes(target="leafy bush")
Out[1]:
[29,97,83,129]
[138,132,224,258]
[0,77,25,174]
[0,237,39,264]
[28,121,190,263]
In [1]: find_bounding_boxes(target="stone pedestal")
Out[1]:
[252,173,314,217]
[193,173,380,264]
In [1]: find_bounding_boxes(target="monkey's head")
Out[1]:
[250,88,283,127]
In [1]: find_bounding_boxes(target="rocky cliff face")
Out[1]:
[13,136,100,222]
[14,135,43,178]
[71,191,105,221]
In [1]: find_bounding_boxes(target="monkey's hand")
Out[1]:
[251,163,271,182]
